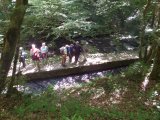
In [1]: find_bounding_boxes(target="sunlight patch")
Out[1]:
[91,87,105,100]
[109,89,123,104]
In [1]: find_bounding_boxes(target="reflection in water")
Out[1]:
[21,68,124,94]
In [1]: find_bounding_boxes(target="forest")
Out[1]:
[0,0,160,119]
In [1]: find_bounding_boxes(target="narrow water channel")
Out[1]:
[21,68,124,94]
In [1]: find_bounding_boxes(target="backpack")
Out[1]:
[20,51,27,58]
[59,47,64,54]
[66,46,70,56]
[41,46,48,53]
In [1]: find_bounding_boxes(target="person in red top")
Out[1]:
[30,44,40,71]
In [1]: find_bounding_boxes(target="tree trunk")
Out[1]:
[149,46,160,80]
[153,2,160,27]
[149,1,160,80]
[139,0,152,59]
[146,42,157,64]
[0,0,28,93]
[6,46,20,97]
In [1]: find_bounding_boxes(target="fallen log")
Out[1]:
[24,58,139,81]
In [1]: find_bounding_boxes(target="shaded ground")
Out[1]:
[82,35,138,53]
[66,76,160,119]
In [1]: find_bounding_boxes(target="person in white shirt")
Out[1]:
[40,42,48,65]
[81,41,88,62]
[59,45,67,67]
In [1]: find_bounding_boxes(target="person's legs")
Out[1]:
[61,55,64,65]
[32,55,41,71]
[74,54,80,64]
[42,53,48,66]
[61,54,67,66]
[69,54,73,63]
[64,54,66,65]
[35,60,40,71]
[32,55,36,67]
[74,55,77,63]
[22,57,26,68]
[82,51,87,62]
[36,56,41,71]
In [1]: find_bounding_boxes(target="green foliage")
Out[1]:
[60,97,105,119]
[14,86,58,118]
[93,76,121,94]
[14,86,106,119]
[49,55,61,63]
[121,61,149,82]
[16,75,28,86]
[14,106,26,118]
[87,45,98,53]
[0,0,149,45]
[106,106,160,120]
[19,0,147,43]
[155,83,160,93]
[0,1,14,34]
[63,114,84,120]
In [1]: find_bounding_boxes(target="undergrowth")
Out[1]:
[12,86,106,120]
[1,61,160,120]
[121,61,149,82]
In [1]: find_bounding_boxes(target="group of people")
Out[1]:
[19,42,48,70]
[59,41,87,66]
[19,41,88,70]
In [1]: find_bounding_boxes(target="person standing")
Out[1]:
[40,42,48,65]
[59,45,67,67]
[74,41,82,64]
[19,47,27,68]
[67,44,75,63]
[30,44,41,71]
[81,41,88,62]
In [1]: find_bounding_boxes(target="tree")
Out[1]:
[139,0,152,60]
[149,1,160,80]
[0,0,28,93]
[21,0,143,42]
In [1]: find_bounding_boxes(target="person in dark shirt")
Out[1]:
[19,47,27,68]
[66,44,75,63]
[74,41,82,64]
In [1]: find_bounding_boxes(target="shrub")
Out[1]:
[121,61,149,82]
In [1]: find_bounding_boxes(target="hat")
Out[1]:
[65,44,69,47]
[42,42,45,46]
[19,47,23,50]
[32,44,35,48]
[76,41,79,44]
